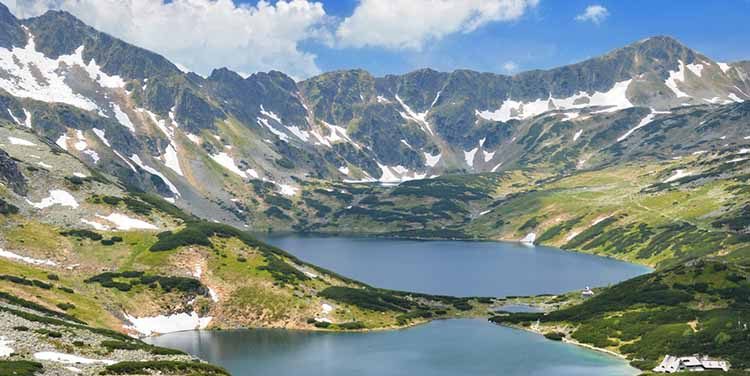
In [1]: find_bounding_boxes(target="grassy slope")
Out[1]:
[468,158,744,268]
[0,288,225,375]
[0,196,494,334]
[490,260,750,372]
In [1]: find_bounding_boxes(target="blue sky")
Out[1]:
[253,0,750,77]
[12,0,750,79]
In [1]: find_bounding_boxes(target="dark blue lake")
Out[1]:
[259,234,651,297]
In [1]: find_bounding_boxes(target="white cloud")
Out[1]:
[8,0,331,79]
[502,61,518,73]
[575,4,609,24]
[336,0,539,50]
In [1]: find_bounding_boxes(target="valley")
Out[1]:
[0,2,748,375]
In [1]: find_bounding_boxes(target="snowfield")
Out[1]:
[424,152,441,167]
[0,337,13,357]
[520,232,536,245]
[34,352,115,365]
[130,154,181,197]
[26,190,79,209]
[7,136,36,146]
[464,147,478,167]
[211,152,247,178]
[665,61,691,98]
[396,95,434,135]
[278,183,299,196]
[96,213,158,231]
[376,163,427,185]
[0,249,57,266]
[476,79,634,122]
[573,129,583,141]
[664,169,692,183]
[112,103,135,132]
[124,312,212,336]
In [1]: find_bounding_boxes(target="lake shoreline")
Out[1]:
[146,319,640,376]
[491,321,631,360]
[257,230,659,270]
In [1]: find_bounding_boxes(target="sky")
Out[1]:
[7,0,750,80]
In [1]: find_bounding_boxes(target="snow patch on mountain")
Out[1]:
[143,110,184,176]
[0,249,57,266]
[7,136,35,146]
[430,91,442,108]
[124,312,212,336]
[618,110,656,142]
[309,130,331,147]
[260,105,282,123]
[112,104,135,132]
[573,129,583,141]
[424,152,441,167]
[476,80,633,122]
[33,352,115,366]
[130,154,180,197]
[257,117,289,142]
[92,128,110,147]
[0,36,99,111]
[277,183,298,196]
[464,147,478,167]
[113,150,136,172]
[395,95,434,135]
[96,213,158,231]
[6,109,21,126]
[26,190,78,209]
[686,63,704,77]
[185,133,201,145]
[0,336,14,357]
[483,150,495,162]
[22,109,32,128]
[321,121,360,149]
[211,152,247,178]
[81,218,109,231]
[664,169,692,183]
[163,144,183,176]
[377,163,427,184]
[286,125,310,142]
[665,61,690,98]
[73,130,87,151]
[55,134,69,151]
[728,93,744,102]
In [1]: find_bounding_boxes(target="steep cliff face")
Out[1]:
[0,148,25,195]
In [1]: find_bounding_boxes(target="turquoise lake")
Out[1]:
[148,235,650,375]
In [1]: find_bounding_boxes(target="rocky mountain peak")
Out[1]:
[0,1,24,49]
[209,67,245,83]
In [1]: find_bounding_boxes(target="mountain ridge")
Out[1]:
[0,3,748,228]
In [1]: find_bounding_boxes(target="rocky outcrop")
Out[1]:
[0,148,26,195]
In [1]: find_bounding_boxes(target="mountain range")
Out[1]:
[0,3,749,230]
[2,2,750,374]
